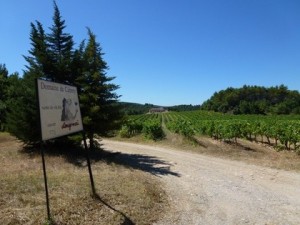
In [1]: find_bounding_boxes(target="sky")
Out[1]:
[1,0,300,106]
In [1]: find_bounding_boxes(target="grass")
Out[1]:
[192,136,300,171]
[0,133,168,225]
[3,128,298,224]
[113,130,300,172]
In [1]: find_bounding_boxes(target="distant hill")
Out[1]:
[119,102,159,115]
[119,102,200,115]
[168,104,200,112]
[200,85,300,115]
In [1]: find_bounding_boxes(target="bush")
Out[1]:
[119,120,143,138]
[168,119,195,138]
[142,120,164,140]
[119,125,132,138]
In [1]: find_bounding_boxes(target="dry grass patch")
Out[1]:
[0,133,168,225]
[192,137,300,171]
[113,133,300,172]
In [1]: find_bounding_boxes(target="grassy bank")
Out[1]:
[0,133,168,225]
[112,132,300,172]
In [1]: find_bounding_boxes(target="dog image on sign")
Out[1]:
[61,98,79,122]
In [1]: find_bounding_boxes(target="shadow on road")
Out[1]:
[21,140,180,177]
[99,148,181,177]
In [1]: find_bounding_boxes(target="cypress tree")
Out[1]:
[6,1,75,144]
[6,2,122,145]
[47,1,74,84]
[6,22,48,143]
[0,64,9,130]
[24,21,50,78]
[77,28,122,149]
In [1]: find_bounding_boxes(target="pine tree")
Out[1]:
[77,28,122,149]
[10,22,49,142]
[6,1,74,143]
[47,1,74,84]
[24,21,50,78]
[6,2,122,145]
[0,64,9,130]
[5,73,40,142]
[5,22,47,143]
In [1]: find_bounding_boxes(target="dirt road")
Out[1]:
[101,139,300,225]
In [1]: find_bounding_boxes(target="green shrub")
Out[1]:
[119,125,132,138]
[119,120,143,138]
[168,119,195,138]
[142,120,164,140]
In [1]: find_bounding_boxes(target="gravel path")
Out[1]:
[101,139,300,225]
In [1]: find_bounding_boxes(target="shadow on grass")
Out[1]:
[21,139,180,177]
[44,192,135,225]
[92,193,135,225]
[223,139,257,152]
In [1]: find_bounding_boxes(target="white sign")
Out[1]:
[37,79,83,141]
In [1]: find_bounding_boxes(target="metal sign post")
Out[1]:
[36,78,95,221]
[82,132,96,196]
[40,142,51,221]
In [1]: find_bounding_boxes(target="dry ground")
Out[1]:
[0,133,168,225]
[2,130,300,225]
[102,138,300,225]
[113,131,300,172]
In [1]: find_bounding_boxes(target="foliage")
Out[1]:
[168,104,200,112]
[0,64,9,130]
[75,28,122,149]
[200,85,300,115]
[119,108,300,151]
[142,119,164,140]
[5,3,74,144]
[119,102,200,115]
[5,72,40,143]
[167,118,195,138]
[46,1,74,83]
[4,2,122,146]
[119,114,164,140]
[119,102,161,115]
[119,119,143,138]
[163,110,300,151]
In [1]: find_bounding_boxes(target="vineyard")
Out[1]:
[120,111,300,152]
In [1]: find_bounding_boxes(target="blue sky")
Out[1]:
[1,0,299,106]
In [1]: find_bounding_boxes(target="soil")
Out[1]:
[101,139,300,225]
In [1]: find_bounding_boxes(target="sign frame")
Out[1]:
[36,79,83,141]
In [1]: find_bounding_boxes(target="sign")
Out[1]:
[37,79,83,141]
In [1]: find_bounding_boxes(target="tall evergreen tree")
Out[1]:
[6,2,122,145]
[5,73,38,141]
[6,22,47,143]
[24,21,49,78]
[6,1,75,143]
[0,64,9,130]
[77,28,122,149]
[47,1,74,84]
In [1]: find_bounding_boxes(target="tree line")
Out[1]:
[119,102,200,115]
[200,85,300,115]
[0,2,122,149]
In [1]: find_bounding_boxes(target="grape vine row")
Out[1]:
[122,111,300,151]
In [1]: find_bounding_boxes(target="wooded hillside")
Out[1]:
[200,85,300,115]
[119,102,200,115]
